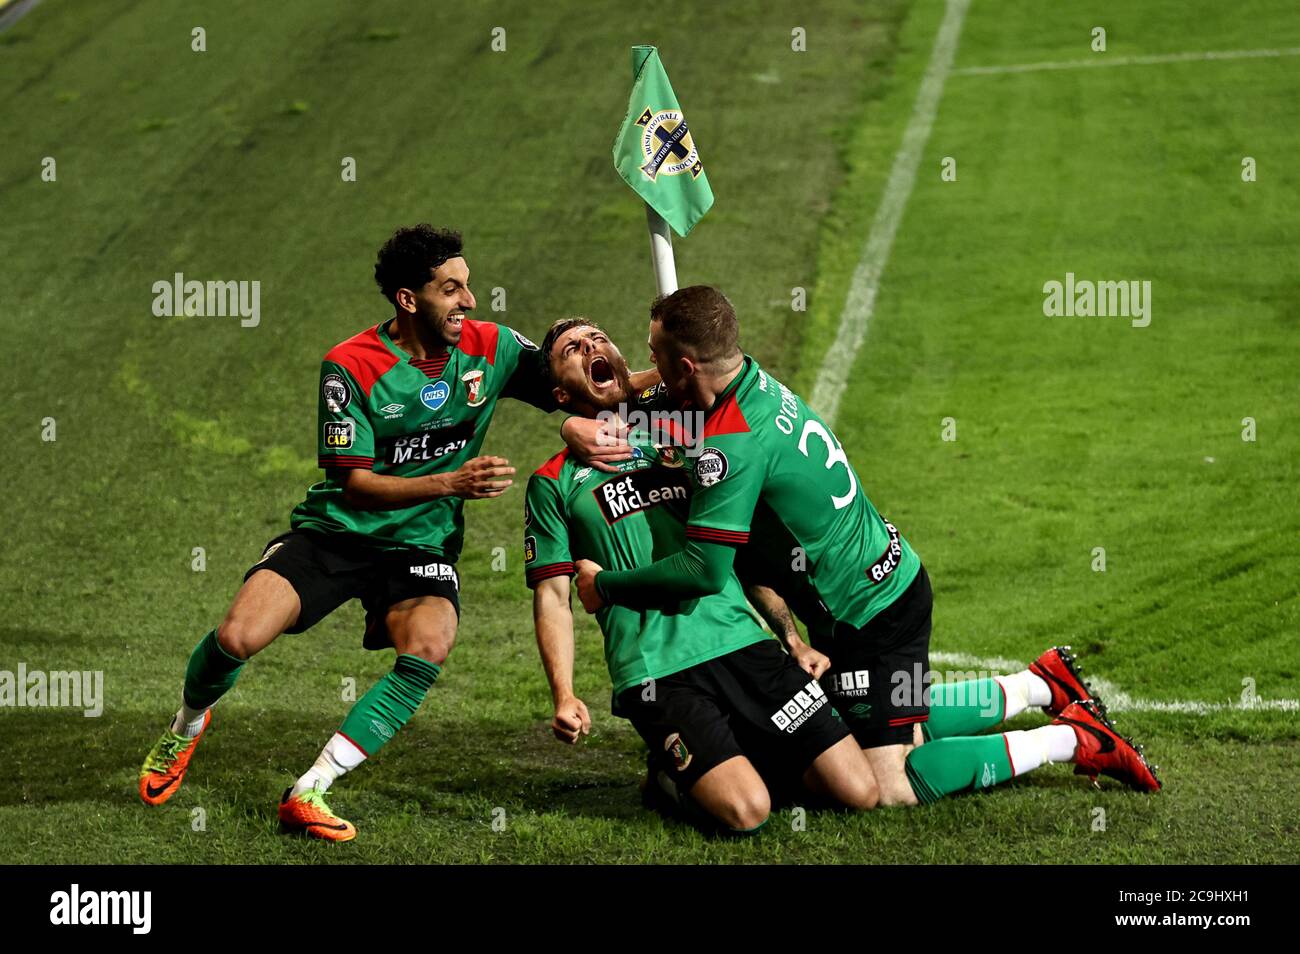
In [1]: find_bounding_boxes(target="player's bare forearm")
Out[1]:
[745,583,802,648]
[337,456,515,510]
[533,575,577,704]
[336,470,457,510]
[744,582,830,677]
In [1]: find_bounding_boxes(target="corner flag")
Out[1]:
[613,46,714,238]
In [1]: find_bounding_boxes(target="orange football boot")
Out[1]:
[139,709,212,805]
[278,787,357,842]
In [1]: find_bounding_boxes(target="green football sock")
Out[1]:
[338,654,441,756]
[921,678,1006,741]
[182,629,246,710]
[904,735,1014,804]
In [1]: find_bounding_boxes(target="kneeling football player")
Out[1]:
[524,318,879,833]
[576,286,1162,805]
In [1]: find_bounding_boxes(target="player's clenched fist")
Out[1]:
[448,455,515,499]
[551,695,592,744]
[790,641,832,679]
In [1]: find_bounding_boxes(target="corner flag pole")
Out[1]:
[630,46,678,297]
[645,205,678,296]
[619,44,711,296]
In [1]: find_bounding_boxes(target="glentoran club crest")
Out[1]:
[636,108,704,181]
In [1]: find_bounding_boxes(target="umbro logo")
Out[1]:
[380,403,406,418]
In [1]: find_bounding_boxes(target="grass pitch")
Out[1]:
[1,0,1296,863]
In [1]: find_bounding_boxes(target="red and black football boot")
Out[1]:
[1053,700,1161,793]
[1028,645,1095,716]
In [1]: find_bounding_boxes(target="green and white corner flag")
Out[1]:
[613,45,714,238]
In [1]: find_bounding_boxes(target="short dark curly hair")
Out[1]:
[374,225,463,304]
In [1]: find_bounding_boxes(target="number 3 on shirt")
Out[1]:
[798,419,858,510]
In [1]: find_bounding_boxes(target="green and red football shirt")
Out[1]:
[290,317,554,556]
[524,444,769,696]
[601,356,920,629]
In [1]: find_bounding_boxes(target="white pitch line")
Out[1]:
[953,45,1300,77]
[810,0,970,427]
[931,652,1300,715]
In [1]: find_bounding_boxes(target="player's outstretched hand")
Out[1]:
[449,455,515,498]
[790,640,832,680]
[561,414,633,474]
[552,695,592,744]
[574,559,605,613]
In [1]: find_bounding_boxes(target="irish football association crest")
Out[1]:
[635,108,704,181]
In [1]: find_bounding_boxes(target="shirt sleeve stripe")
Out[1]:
[685,526,750,546]
[525,562,576,586]
[319,455,375,470]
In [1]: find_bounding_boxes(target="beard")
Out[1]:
[420,306,465,347]
[589,351,632,412]
[561,351,633,419]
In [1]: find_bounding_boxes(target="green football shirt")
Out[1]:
[601,355,920,629]
[290,317,555,556]
[524,443,769,696]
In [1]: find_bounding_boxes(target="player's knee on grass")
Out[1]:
[707,785,770,832]
[690,758,771,831]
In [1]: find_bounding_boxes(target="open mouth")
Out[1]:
[587,354,615,390]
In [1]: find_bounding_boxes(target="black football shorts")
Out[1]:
[244,529,460,649]
[614,639,850,795]
[812,564,933,748]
